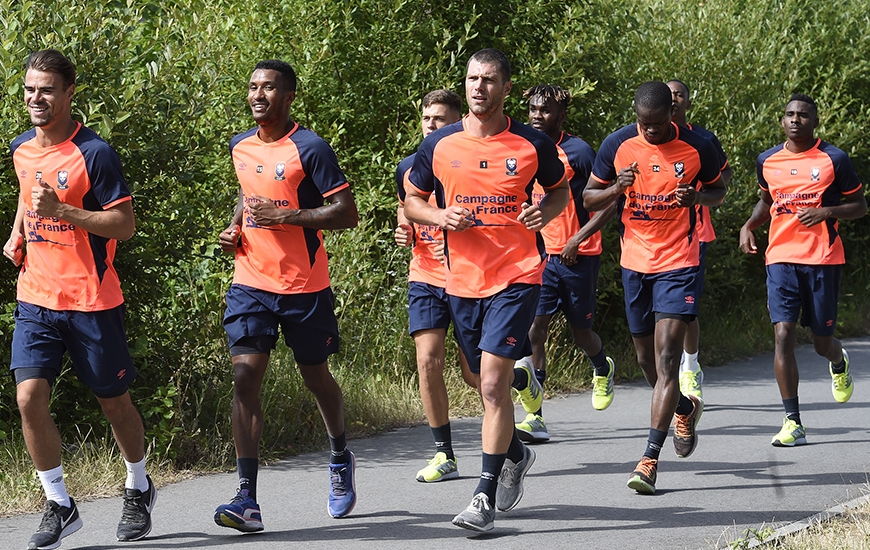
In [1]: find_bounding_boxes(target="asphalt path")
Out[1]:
[2,338,869,549]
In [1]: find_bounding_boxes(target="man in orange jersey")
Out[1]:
[740,93,865,447]
[395,89,478,483]
[214,59,359,532]
[5,49,155,549]
[515,84,617,445]
[584,81,726,495]
[405,49,568,531]
[667,79,732,401]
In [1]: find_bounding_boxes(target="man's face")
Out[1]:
[247,69,295,126]
[782,100,818,143]
[465,60,511,119]
[667,81,690,123]
[636,105,673,145]
[24,69,72,129]
[421,103,460,137]
[528,95,565,137]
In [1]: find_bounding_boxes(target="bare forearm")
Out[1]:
[53,200,135,241]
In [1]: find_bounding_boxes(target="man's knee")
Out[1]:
[16,378,51,415]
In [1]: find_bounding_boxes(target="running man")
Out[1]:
[584,81,726,495]
[214,59,360,532]
[515,84,617,444]
[405,48,568,531]
[5,49,156,548]
[395,89,478,483]
[739,93,865,447]
[667,79,733,399]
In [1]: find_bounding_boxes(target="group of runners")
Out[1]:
[3,46,864,548]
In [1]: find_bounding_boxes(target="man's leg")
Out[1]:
[572,325,615,410]
[770,321,808,446]
[680,318,704,398]
[515,315,550,442]
[814,333,853,403]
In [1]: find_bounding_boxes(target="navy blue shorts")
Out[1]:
[766,263,840,337]
[448,283,540,374]
[407,282,452,335]
[223,284,340,366]
[696,241,709,299]
[10,302,135,399]
[537,254,600,329]
[622,267,699,337]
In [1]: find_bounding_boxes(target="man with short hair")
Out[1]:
[5,48,156,549]
[405,48,568,531]
[214,59,360,532]
[514,84,617,444]
[739,93,865,447]
[667,79,732,399]
[584,80,726,495]
[395,89,478,483]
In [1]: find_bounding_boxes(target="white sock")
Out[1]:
[681,351,700,373]
[38,465,71,508]
[124,457,149,492]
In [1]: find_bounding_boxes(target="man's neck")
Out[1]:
[465,111,508,138]
[35,118,77,148]
[786,137,816,154]
[257,119,295,143]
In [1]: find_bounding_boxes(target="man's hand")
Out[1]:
[248,195,288,226]
[738,224,758,254]
[675,182,697,207]
[560,234,583,265]
[796,207,828,227]
[3,233,24,266]
[219,223,240,253]
[438,206,474,232]
[616,162,639,192]
[433,239,445,263]
[518,202,544,231]
[395,223,413,247]
[31,178,65,218]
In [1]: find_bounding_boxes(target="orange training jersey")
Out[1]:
[531,132,600,256]
[687,123,729,244]
[230,122,350,294]
[10,123,131,312]
[409,116,565,298]
[591,123,721,274]
[396,153,446,287]
[757,138,862,266]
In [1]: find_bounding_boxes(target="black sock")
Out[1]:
[329,432,348,464]
[783,397,801,425]
[674,393,694,416]
[831,356,847,374]
[474,452,506,504]
[237,457,259,500]
[431,423,454,460]
[506,430,525,463]
[534,368,547,387]
[511,367,529,390]
[589,349,610,376]
[643,428,668,460]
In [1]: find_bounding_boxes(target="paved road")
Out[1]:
[2,338,868,549]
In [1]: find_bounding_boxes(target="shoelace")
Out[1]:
[635,458,657,477]
[832,373,851,389]
[36,503,61,533]
[593,375,611,394]
[674,412,693,438]
[120,493,145,522]
[330,466,348,495]
[470,493,491,511]
[498,461,518,488]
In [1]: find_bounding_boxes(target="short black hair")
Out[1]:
[422,89,462,114]
[667,79,690,97]
[523,84,571,112]
[26,49,76,89]
[468,48,511,82]
[254,60,297,92]
[634,81,672,113]
[788,93,817,115]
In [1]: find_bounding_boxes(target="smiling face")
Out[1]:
[247,68,296,127]
[465,60,511,121]
[782,100,818,145]
[24,69,73,130]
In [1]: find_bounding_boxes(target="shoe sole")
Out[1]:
[33,516,83,550]
[627,476,655,495]
[416,470,459,483]
[516,429,550,443]
[451,517,494,532]
[214,511,264,532]
[771,437,807,447]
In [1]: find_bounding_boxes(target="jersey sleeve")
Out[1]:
[299,136,350,197]
[591,133,620,183]
[409,137,436,195]
[534,136,566,189]
[696,139,721,184]
[828,146,863,194]
[82,140,132,208]
[395,154,415,204]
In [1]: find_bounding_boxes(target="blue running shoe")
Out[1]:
[214,489,263,532]
[328,451,357,518]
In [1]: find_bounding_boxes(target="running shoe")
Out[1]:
[495,445,536,511]
[328,451,356,518]
[673,394,704,458]
[214,488,263,532]
[117,475,157,541]
[771,417,807,447]
[452,492,495,532]
[830,349,853,403]
[591,357,616,410]
[416,452,458,482]
[679,368,704,399]
[627,457,657,495]
[513,357,543,413]
[27,498,83,550]
[516,413,549,443]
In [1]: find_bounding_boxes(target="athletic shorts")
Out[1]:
[766,263,840,337]
[407,282,452,335]
[448,283,540,374]
[696,241,709,299]
[10,301,135,399]
[537,254,600,329]
[223,284,339,366]
[622,267,699,337]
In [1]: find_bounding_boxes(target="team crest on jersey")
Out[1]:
[791,169,798,175]
[274,163,286,180]
[811,167,820,182]
[56,170,69,190]
[674,162,685,178]
[652,165,660,172]
[505,158,518,176]
[256,165,263,173]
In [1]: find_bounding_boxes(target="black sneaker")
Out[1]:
[116,475,157,541]
[27,499,82,550]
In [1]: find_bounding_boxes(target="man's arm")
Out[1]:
[31,178,135,241]
[739,191,773,254]
[560,202,617,265]
[404,185,473,232]
[677,175,727,208]
[518,178,569,231]
[219,189,245,253]
[3,195,27,265]
[395,205,413,247]
[583,163,638,211]
[796,188,867,227]
[247,187,359,230]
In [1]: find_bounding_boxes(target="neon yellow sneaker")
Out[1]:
[771,417,807,447]
[415,452,458,482]
[679,368,704,399]
[513,357,543,413]
[591,357,615,410]
[516,413,549,442]
[830,349,853,403]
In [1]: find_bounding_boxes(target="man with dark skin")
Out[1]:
[739,93,865,447]
[584,81,726,494]
[214,60,359,532]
